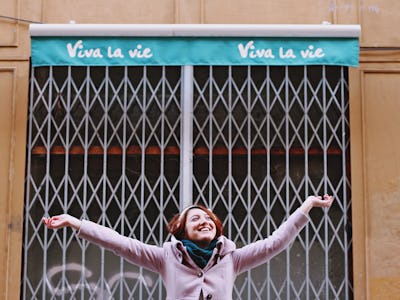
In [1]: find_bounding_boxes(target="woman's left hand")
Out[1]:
[300,194,334,214]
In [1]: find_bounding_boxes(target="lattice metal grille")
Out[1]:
[23,65,352,299]
[192,65,352,299]
[24,66,182,299]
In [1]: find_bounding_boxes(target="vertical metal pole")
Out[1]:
[228,66,233,243]
[120,65,128,300]
[246,66,252,300]
[322,65,329,300]
[341,66,349,300]
[180,65,194,209]
[266,65,271,300]
[82,66,90,300]
[43,66,53,300]
[101,66,109,297]
[208,67,213,212]
[140,66,147,300]
[285,65,291,300]
[304,65,310,300]
[160,66,166,239]
[61,65,72,300]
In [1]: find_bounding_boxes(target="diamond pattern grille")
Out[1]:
[24,66,181,299]
[23,65,352,299]
[192,66,352,300]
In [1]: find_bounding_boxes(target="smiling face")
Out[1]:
[184,208,217,248]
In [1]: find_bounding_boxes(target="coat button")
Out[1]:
[197,272,203,277]
[206,294,212,299]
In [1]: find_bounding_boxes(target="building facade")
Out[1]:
[1,0,399,299]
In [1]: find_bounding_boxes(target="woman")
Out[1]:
[43,194,333,300]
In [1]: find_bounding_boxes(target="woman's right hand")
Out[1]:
[42,214,81,230]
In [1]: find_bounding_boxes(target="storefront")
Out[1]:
[24,24,359,299]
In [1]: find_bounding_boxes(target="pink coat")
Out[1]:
[78,208,309,300]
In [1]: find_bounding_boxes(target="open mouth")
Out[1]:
[199,227,211,232]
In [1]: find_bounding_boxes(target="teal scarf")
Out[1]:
[181,239,218,269]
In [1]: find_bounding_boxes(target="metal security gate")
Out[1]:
[23,64,352,299]
[191,65,352,299]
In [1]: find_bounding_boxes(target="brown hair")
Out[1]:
[167,205,224,240]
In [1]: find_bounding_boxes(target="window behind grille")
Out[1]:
[22,65,352,300]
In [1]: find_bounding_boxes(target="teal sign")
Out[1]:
[31,36,359,67]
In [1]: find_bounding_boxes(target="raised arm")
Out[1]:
[42,214,165,273]
[233,194,334,274]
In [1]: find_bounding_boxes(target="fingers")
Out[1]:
[321,194,334,207]
[42,217,52,227]
[42,216,54,228]
[42,216,62,229]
